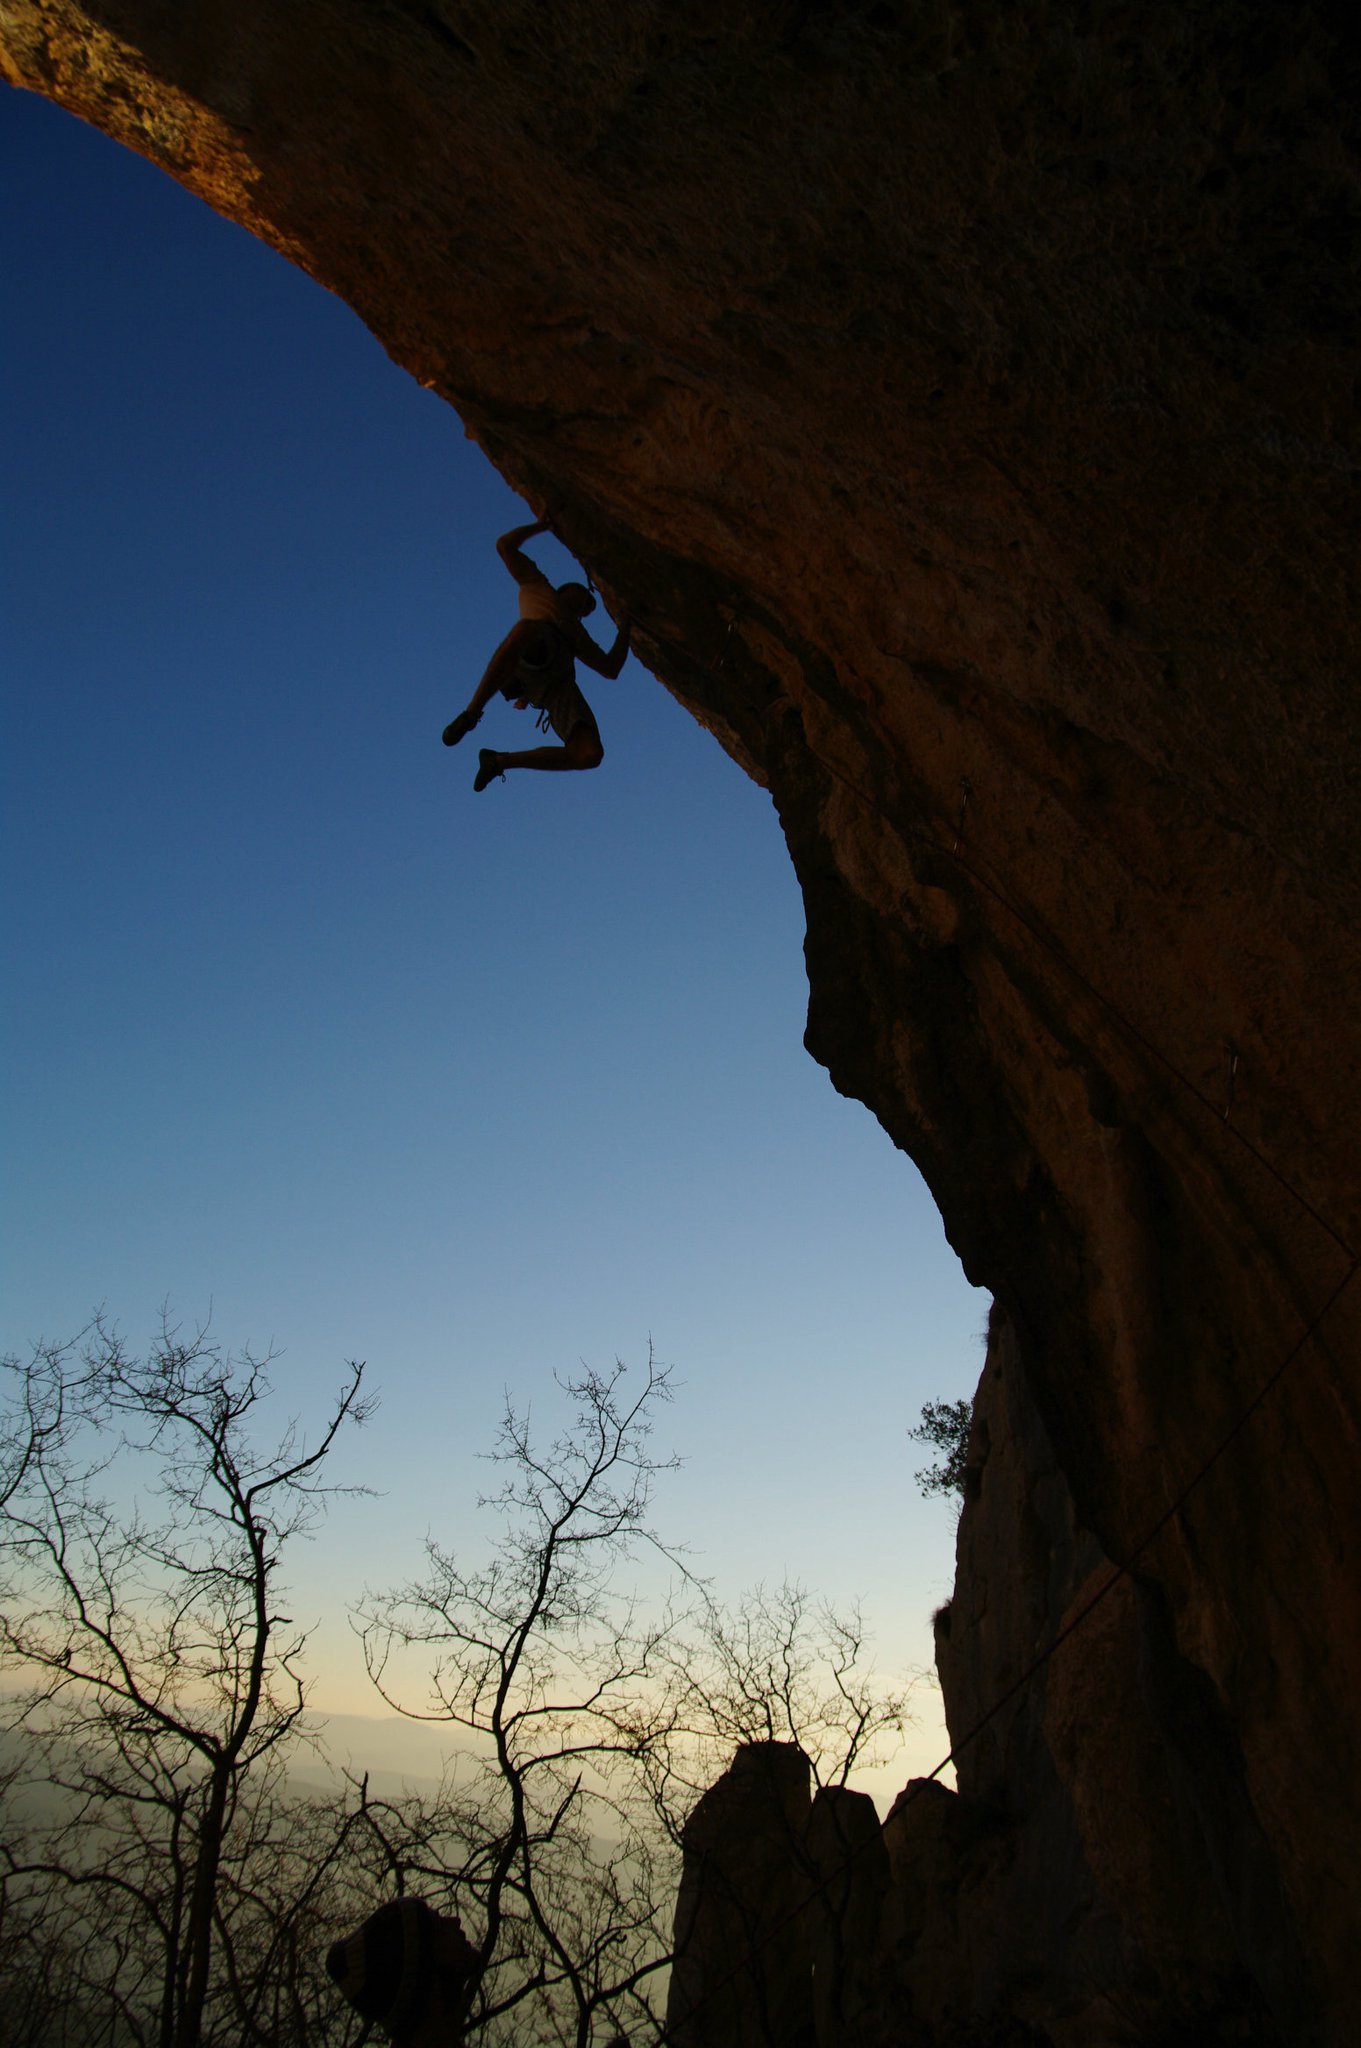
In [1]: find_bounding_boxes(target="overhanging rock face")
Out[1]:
[5,7,1357,2039]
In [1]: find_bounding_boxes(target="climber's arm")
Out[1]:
[496,518,552,585]
[574,613,632,679]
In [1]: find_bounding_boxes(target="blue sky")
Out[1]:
[2,88,986,1786]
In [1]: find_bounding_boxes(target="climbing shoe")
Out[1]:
[442,709,478,747]
[473,749,505,792]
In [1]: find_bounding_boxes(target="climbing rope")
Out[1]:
[638,1254,1356,2048]
[627,709,1360,2048]
[919,1249,1358,1794]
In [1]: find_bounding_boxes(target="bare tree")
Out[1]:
[357,1354,917,2048]
[1,1328,918,2047]
[648,1581,914,1827]
[358,1353,687,2048]
[206,1764,410,2047]
[0,1316,372,2048]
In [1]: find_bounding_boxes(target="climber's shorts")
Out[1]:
[506,625,598,741]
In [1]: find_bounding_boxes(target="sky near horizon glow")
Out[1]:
[2,88,987,1795]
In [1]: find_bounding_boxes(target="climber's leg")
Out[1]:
[443,620,542,745]
[473,718,604,790]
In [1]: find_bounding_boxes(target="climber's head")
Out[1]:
[558,581,596,620]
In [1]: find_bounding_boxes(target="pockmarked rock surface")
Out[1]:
[4,6,1357,2040]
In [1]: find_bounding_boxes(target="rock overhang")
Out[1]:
[4,5,1358,2036]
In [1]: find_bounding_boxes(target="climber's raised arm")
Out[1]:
[496,517,552,584]
[574,613,632,680]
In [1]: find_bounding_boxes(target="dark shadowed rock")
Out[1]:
[4,8,1357,2038]
[667,1741,814,2048]
[910,1311,1285,2042]
[805,1784,890,2048]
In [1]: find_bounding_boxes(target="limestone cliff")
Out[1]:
[3,6,1357,2040]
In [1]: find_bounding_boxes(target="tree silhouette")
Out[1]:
[0,1316,371,2048]
[907,1397,974,1501]
[358,1352,914,2047]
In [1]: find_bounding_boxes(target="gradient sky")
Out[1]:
[2,88,986,1791]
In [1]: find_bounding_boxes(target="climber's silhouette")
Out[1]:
[442,517,631,790]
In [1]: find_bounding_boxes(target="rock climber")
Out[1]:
[442,515,631,791]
